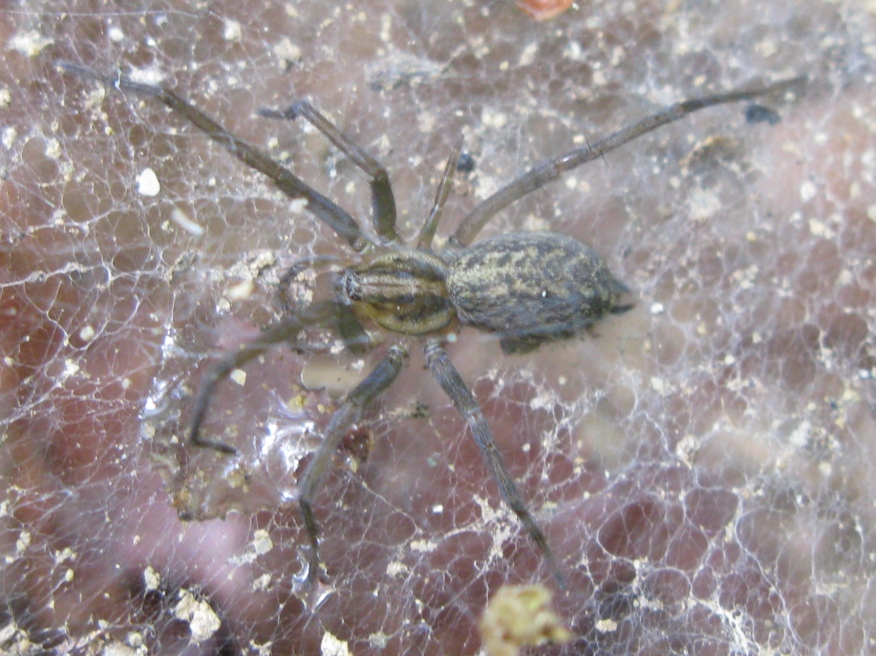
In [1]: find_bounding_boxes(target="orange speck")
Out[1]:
[515,0,574,21]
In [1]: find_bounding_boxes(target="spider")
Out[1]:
[60,62,801,587]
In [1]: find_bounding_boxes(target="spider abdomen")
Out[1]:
[447,232,630,354]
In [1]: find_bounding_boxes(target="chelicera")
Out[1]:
[61,62,799,587]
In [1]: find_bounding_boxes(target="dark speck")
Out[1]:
[745,104,781,125]
[456,151,476,173]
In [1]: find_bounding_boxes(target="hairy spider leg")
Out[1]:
[448,76,806,248]
[417,134,465,251]
[275,255,373,355]
[58,61,374,252]
[297,345,408,587]
[276,255,347,313]
[188,301,339,455]
[259,101,399,244]
[424,339,565,588]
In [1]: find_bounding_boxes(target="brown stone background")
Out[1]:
[1,1,874,654]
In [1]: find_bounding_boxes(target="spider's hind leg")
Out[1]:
[296,345,408,587]
[424,339,565,588]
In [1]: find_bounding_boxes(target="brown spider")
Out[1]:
[60,62,801,588]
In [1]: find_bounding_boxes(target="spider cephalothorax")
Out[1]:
[61,61,801,587]
[343,248,455,335]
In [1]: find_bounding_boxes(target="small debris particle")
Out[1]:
[136,168,161,197]
[223,19,242,41]
[3,127,16,149]
[366,52,445,91]
[226,279,255,301]
[518,42,538,67]
[595,617,618,633]
[174,589,221,643]
[273,38,302,65]
[688,188,721,222]
[230,369,247,386]
[170,207,205,235]
[144,566,161,591]
[10,30,54,56]
[320,632,352,656]
[44,138,61,159]
[253,573,272,591]
[479,584,572,656]
[482,109,507,129]
[290,198,309,213]
[251,529,273,556]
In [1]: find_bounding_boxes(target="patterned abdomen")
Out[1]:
[448,232,630,353]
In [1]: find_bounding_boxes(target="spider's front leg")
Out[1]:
[188,301,338,454]
[448,76,805,248]
[58,62,374,252]
[259,100,399,244]
[424,340,565,588]
[296,345,408,587]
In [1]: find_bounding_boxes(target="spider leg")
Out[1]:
[424,340,565,588]
[276,257,373,355]
[259,100,399,245]
[276,255,346,314]
[448,76,806,248]
[417,134,465,251]
[58,62,373,252]
[296,345,408,587]
[188,301,338,455]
